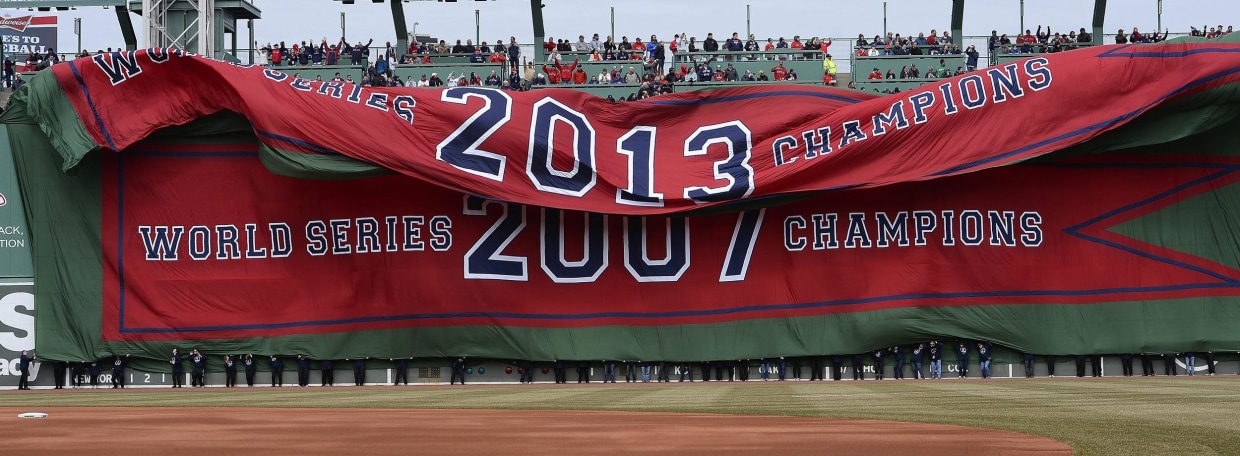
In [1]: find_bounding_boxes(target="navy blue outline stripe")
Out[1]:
[68,60,117,151]
[927,63,1240,177]
[1098,45,1240,58]
[255,130,343,155]
[115,157,1240,334]
[129,151,258,158]
[118,282,1240,334]
[1063,166,1240,284]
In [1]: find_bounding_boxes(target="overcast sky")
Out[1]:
[7,0,1235,53]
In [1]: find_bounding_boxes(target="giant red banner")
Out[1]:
[52,42,1240,216]
[103,144,1240,341]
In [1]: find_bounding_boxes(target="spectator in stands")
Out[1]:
[652,39,666,70]
[428,72,443,87]
[572,66,588,84]
[741,70,754,81]
[786,68,799,81]
[345,39,373,66]
[745,34,760,60]
[803,37,821,59]
[1078,28,1092,43]
[470,48,485,63]
[868,67,882,80]
[576,35,590,51]
[723,63,738,81]
[469,72,482,86]
[507,38,521,73]
[885,69,896,79]
[756,70,769,81]
[2,56,12,88]
[908,64,921,78]
[1115,29,1128,44]
[899,65,909,79]
[965,45,979,71]
[703,33,719,52]
[771,60,788,81]
[726,32,744,56]
[822,54,837,84]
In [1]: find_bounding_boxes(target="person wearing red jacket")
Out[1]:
[543,58,579,84]
[771,61,788,81]
[868,68,882,80]
[572,66,588,84]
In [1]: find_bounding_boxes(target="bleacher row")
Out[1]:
[265,50,836,99]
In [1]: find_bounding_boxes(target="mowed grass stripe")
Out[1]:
[2,378,1239,455]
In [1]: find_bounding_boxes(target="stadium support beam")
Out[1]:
[1092,0,1106,46]
[390,0,407,60]
[950,0,964,50]
[530,0,544,63]
[115,5,138,51]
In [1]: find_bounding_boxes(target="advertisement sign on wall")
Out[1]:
[0,15,58,71]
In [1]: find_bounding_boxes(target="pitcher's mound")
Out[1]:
[4,407,1070,455]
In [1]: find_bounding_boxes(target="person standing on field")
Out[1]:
[956,342,970,379]
[170,348,185,388]
[451,357,467,385]
[190,349,207,387]
[911,344,925,379]
[17,350,36,390]
[110,354,130,389]
[224,355,238,387]
[243,354,257,386]
[321,358,335,386]
[977,342,992,379]
[296,355,311,387]
[1023,352,1036,378]
[351,357,367,386]
[929,342,943,379]
[269,355,285,387]
[891,346,905,380]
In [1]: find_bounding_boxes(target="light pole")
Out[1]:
[340,12,346,40]
[475,10,480,44]
[413,22,419,38]
[1156,0,1163,33]
[1020,0,1025,33]
[609,7,614,41]
[74,18,81,54]
[746,4,751,39]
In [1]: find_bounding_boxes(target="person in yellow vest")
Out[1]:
[822,54,838,86]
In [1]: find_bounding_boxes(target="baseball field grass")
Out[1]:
[3,376,1238,455]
